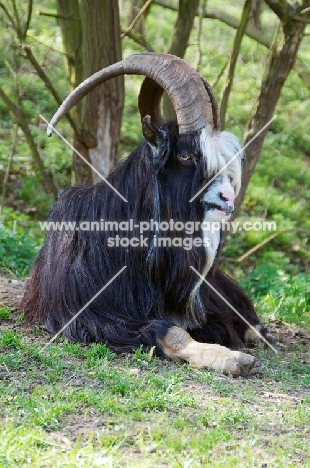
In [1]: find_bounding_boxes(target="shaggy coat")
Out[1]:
[21,121,266,358]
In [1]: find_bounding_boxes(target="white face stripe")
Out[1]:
[199,129,243,196]
[186,129,243,323]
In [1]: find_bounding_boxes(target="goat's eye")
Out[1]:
[177,154,195,166]
[181,154,193,160]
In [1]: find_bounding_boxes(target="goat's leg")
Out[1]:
[210,269,276,348]
[159,326,256,377]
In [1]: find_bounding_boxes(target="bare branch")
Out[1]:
[121,28,154,51]
[0,86,57,196]
[11,0,22,39]
[153,0,310,90]
[227,229,310,263]
[22,45,80,137]
[121,0,154,38]
[37,9,79,20]
[211,57,229,89]
[0,1,16,28]
[219,0,252,128]
[194,0,208,71]
[23,0,33,39]
[1,124,18,211]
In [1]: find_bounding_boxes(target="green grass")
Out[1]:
[0,325,309,467]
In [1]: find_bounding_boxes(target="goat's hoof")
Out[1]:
[244,325,278,348]
[223,351,256,377]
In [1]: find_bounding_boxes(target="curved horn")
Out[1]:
[47,53,215,136]
[138,75,221,132]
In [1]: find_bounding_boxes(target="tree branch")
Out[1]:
[37,9,79,20]
[22,45,80,137]
[0,86,57,196]
[23,0,33,39]
[121,0,154,38]
[1,124,18,211]
[227,228,310,263]
[11,0,23,40]
[153,0,310,90]
[121,28,154,51]
[0,1,16,28]
[194,0,208,71]
[219,0,252,128]
[163,0,200,118]
[263,0,284,20]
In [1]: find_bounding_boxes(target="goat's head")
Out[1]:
[47,53,242,237]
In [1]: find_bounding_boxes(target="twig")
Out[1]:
[121,28,154,51]
[23,0,33,39]
[0,1,16,28]
[121,0,154,39]
[11,0,22,39]
[211,56,229,89]
[219,0,252,128]
[36,9,79,21]
[21,44,80,137]
[194,0,208,71]
[0,86,58,197]
[1,124,18,213]
[153,0,310,90]
[2,362,11,374]
[27,33,66,56]
[228,228,310,263]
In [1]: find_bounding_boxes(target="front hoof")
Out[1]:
[245,325,278,348]
[224,351,256,377]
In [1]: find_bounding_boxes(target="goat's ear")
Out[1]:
[142,115,165,148]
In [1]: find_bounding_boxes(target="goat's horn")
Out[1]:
[47,53,215,136]
[138,75,221,132]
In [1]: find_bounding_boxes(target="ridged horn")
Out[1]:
[47,53,215,137]
[138,75,221,132]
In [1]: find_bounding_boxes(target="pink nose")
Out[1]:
[220,188,235,207]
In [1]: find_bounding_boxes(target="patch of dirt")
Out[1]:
[268,320,310,350]
[0,275,26,311]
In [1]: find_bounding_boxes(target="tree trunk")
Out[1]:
[56,0,91,185]
[56,0,124,185]
[80,0,124,184]
[163,0,200,119]
[233,15,308,219]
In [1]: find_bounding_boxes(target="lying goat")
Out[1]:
[21,53,274,376]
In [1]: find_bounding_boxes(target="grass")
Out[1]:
[0,321,309,467]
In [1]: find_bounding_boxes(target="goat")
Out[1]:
[21,53,274,376]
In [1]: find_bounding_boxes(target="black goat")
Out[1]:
[21,53,274,376]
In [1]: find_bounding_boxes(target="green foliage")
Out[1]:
[0,307,11,320]
[0,330,23,349]
[0,208,42,276]
[241,260,310,326]
[86,343,117,366]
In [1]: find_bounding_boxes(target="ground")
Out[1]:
[0,276,309,467]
